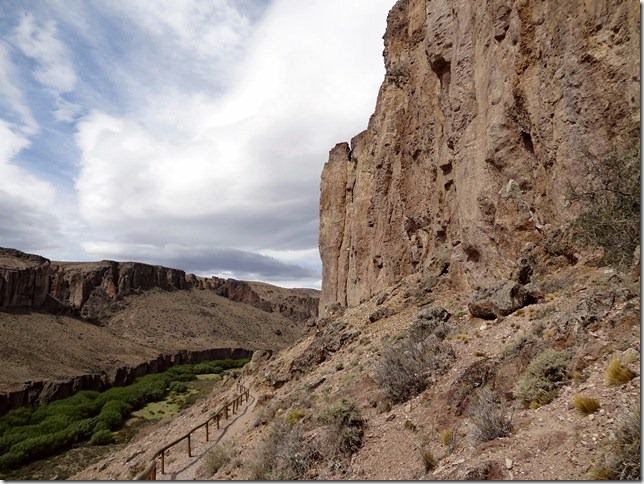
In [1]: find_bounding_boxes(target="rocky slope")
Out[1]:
[319,0,639,314]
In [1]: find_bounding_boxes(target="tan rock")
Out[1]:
[319,0,639,315]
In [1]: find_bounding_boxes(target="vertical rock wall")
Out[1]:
[319,0,639,313]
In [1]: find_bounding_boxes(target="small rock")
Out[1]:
[479,324,487,331]
[505,458,513,470]
[588,414,595,421]
[386,413,397,421]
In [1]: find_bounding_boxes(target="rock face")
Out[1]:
[319,0,639,314]
[0,248,187,318]
[207,277,319,323]
[0,248,319,323]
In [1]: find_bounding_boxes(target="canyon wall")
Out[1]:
[0,248,318,323]
[319,0,639,313]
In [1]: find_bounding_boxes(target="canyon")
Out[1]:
[0,247,318,413]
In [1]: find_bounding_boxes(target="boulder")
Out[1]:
[468,281,530,320]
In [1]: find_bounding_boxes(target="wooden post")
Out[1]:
[206,420,209,441]
[187,434,191,457]
[152,461,156,480]
[224,405,228,420]
[161,451,165,475]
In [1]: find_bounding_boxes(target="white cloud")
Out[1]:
[12,13,77,93]
[0,119,60,251]
[74,0,391,263]
[0,41,38,135]
[0,0,393,286]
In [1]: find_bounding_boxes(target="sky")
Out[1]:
[0,0,394,288]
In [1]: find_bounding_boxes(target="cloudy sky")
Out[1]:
[0,0,394,288]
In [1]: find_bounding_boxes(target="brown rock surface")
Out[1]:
[319,0,639,314]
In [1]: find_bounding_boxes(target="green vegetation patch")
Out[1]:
[0,357,249,472]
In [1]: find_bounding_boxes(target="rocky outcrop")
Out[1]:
[319,0,639,314]
[205,276,319,322]
[0,248,51,307]
[0,248,187,319]
[0,347,255,415]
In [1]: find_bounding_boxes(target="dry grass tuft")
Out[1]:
[572,394,600,416]
[420,447,437,472]
[605,359,636,386]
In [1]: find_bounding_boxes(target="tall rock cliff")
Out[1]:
[319,0,639,313]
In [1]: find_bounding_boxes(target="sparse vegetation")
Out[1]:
[572,394,600,416]
[319,399,365,459]
[468,387,512,442]
[567,141,640,268]
[513,348,570,406]
[205,442,234,475]
[605,359,636,386]
[376,323,455,403]
[249,419,318,480]
[589,406,640,480]
[439,425,459,453]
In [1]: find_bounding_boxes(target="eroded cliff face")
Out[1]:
[0,248,319,323]
[320,0,639,313]
[0,248,187,320]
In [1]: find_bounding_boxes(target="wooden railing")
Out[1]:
[134,381,250,480]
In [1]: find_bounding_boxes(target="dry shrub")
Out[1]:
[439,425,460,453]
[375,333,455,404]
[513,348,570,405]
[421,448,437,472]
[572,394,600,416]
[468,387,512,442]
[319,399,365,459]
[605,359,636,386]
[589,406,640,480]
[205,442,234,475]
[567,141,640,268]
[249,419,319,480]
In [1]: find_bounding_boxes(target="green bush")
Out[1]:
[567,141,640,268]
[89,429,114,446]
[513,348,570,405]
[169,382,188,393]
[0,357,249,471]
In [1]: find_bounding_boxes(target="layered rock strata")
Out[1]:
[319,0,639,314]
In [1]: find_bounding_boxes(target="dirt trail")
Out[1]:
[157,388,258,480]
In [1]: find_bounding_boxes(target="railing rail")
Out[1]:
[134,381,250,480]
